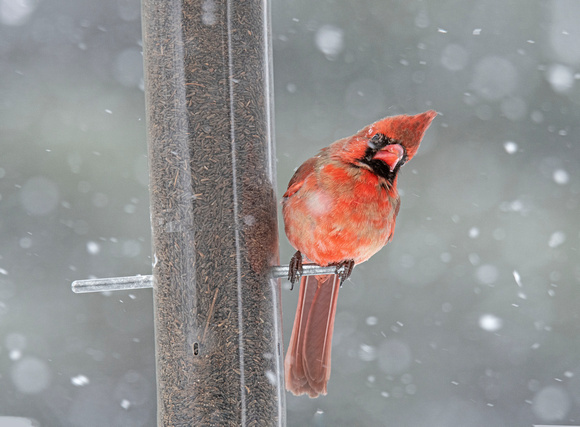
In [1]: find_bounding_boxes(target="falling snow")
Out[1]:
[547,63,575,93]
[365,316,378,326]
[471,56,518,101]
[512,270,523,287]
[479,314,503,332]
[11,357,51,394]
[0,0,37,25]
[440,44,469,71]
[358,344,377,362]
[86,241,100,255]
[548,231,566,248]
[503,141,518,154]
[264,370,277,386]
[532,386,571,422]
[19,176,60,216]
[468,227,480,238]
[475,264,499,285]
[314,24,344,58]
[71,374,90,386]
[553,169,570,185]
[201,0,217,26]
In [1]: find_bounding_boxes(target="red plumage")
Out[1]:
[283,110,437,397]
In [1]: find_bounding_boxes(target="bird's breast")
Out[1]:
[283,172,398,266]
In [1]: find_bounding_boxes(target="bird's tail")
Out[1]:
[285,274,340,397]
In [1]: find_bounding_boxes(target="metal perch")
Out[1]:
[71,264,341,293]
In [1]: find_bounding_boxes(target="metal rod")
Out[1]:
[271,264,340,279]
[71,275,153,293]
[72,265,341,293]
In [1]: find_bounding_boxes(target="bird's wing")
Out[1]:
[283,155,318,199]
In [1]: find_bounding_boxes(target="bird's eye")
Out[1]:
[370,133,390,150]
[367,134,382,150]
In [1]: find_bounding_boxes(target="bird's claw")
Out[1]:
[288,251,303,290]
[334,259,355,287]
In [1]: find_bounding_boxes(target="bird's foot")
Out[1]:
[288,251,303,290]
[334,259,355,287]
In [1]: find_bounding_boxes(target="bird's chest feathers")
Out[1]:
[284,160,401,265]
[291,164,397,264]
[318,163,394,209]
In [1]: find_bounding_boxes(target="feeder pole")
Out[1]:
[141,0,284,425]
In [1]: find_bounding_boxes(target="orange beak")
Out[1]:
[373,143,405,171]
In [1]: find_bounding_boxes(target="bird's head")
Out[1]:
[335,110,437,181]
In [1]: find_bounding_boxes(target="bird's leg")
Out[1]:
[334,259,355,287]
[288,251,303,290]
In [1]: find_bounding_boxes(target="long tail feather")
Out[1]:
[285,274,340,397]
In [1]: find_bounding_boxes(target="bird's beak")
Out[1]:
[374,143,405,171]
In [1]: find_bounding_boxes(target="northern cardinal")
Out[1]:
[282,110,437,397]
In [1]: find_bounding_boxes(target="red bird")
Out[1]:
[282,110,437,397]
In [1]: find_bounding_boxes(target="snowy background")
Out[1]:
[1,0,580,426]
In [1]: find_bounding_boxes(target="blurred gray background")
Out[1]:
[1,0,580,426]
